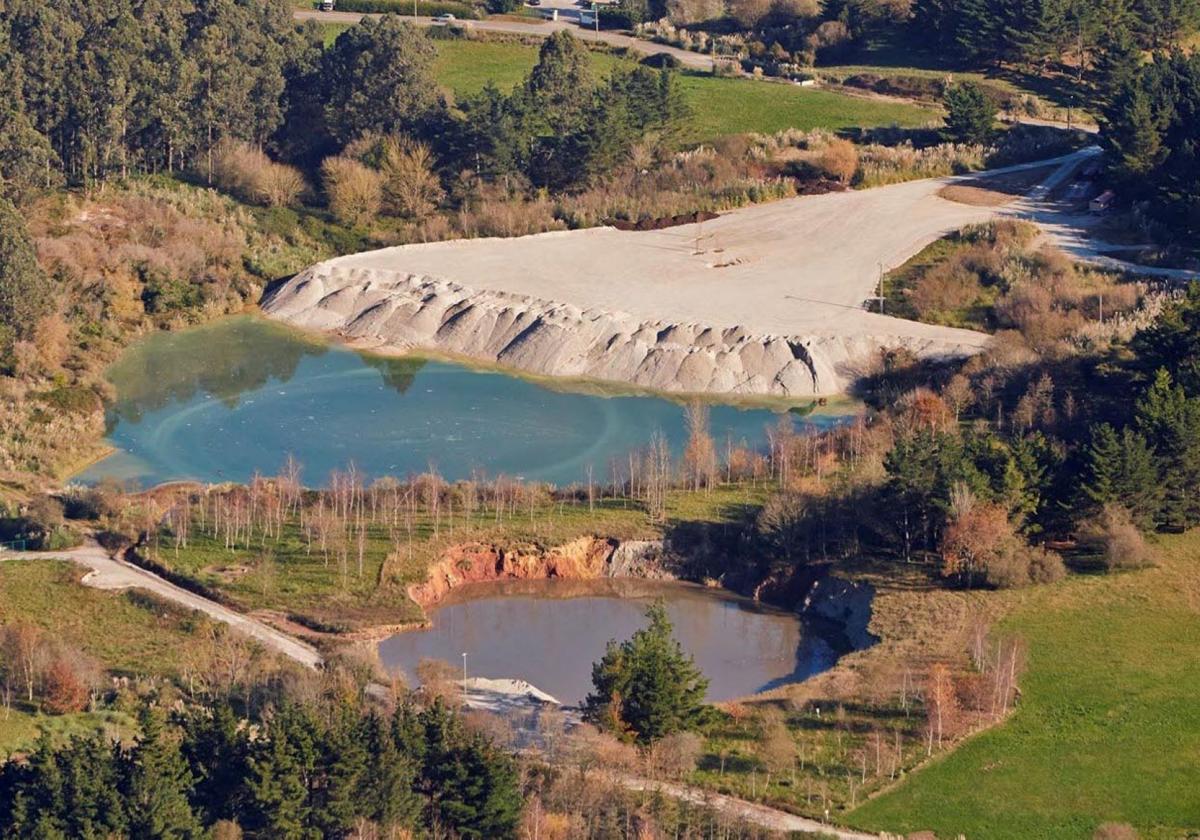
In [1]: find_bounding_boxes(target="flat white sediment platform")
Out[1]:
[263,164,1078,396]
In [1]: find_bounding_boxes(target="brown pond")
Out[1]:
[377,579,846,705]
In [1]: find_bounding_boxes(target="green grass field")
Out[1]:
[0,560,210,677]
[429,38,936,142]
[849,531,1200,839]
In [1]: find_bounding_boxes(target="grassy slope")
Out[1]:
[0,560,207,677]
[850,531,1200,839]
[0,560,208,754]
[430,38,935,142]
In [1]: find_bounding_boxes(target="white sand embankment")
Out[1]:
[264,174,1010,396]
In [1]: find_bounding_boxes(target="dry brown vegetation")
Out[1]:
[212,139,307,208]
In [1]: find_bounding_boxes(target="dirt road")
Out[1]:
[620,776,882,839]
[296,10,715,70]
[7,542,324,668]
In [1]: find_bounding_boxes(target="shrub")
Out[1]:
[641,51,682,69]
[1026,545,1067,584]
[1080,504,1154,571]
[211,139,307,208]
[321,156,384,226]
[910,262,984,321]
[42,654,93,714]
[815,137,858,183]
[334,0,479,17]
[380,137,444,219]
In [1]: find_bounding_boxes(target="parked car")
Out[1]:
[433,12,457,22]
[318,0,334,9]
[527,0,542,6]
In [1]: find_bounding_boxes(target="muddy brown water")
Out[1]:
[377,579,845,704]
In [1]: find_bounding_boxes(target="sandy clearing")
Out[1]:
[266,151,1103,396]
[327,172,1000,340]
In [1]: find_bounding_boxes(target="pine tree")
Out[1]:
[121,708,203,840]
[1080,423,1162,529]
[180,702,250,825]
[942,82,997,144]
[584,602,709,743]
[0,196,54,369]
[53,734,127,839]
[361,712,421,833]
[245,706,314,840]
[1104,82,1165,178]
[311,711,367,838]
[1093,23,1141,109]
[1135,370,1200,529]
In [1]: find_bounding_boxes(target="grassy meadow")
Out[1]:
[0,560,211,754]
[428,37,936,141]
[849,530,1200,839]
[0,560,210,677]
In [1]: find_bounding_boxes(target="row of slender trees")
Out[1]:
[0,0,687,204]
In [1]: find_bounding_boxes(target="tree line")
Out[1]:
[911,0,1197,69]
[1100,50,1200,240]
[0,698,521,839]
[0,0,686,204]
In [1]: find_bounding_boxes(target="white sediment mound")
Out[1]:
[265,180,997,396]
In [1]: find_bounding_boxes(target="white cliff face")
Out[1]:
[263,262,985,397]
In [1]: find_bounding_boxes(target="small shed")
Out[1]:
[1089,189,1115,213]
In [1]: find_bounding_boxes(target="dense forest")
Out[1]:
[0,0,683,198]
[0,699,522,839]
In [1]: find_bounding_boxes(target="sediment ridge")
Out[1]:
[263,265,986,398]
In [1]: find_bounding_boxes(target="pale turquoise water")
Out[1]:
[78,316,848,488]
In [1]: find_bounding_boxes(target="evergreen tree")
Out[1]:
[59,734,128,839]
[1131,283,1200,396]
[311,711,368,838]
[1093,22,1141,109]
[584,602,709,743]
[1135,370,1200,529]
[1080,423,1162,528]
[244,706,315,839]
[0,197,53,368]
[942,82,997,143]
[319,15,442,148]
[120,708,203,840]
[180,702,250,825]
[361,712,421,833]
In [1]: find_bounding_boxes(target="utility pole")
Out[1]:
[461,651,468,705]
[878,262,885,313]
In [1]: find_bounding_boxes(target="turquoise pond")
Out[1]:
[76,316,852,488]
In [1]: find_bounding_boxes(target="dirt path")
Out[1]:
[296,10,715,70]
[619,776,881,839]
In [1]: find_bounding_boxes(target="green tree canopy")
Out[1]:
[320,16,443,148]
[942,82,997,144]
[0,197,53,367]
[584,601,709,743]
